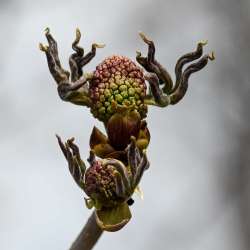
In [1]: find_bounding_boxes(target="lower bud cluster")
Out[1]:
[85,160,120,208]
[57,110,150,231]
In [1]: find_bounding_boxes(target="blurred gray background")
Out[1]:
[1,0,250,249]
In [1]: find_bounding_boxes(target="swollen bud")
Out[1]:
[106,109,141,150]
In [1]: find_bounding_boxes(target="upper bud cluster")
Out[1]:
[89,55,147,122]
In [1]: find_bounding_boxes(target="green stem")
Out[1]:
[69,211,103,250]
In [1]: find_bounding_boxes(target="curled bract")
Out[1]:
[40,28,214,122]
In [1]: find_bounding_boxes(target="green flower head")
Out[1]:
[89,55,148,122]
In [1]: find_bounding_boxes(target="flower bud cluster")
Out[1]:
[84,159,120,208]
[89,55,147,122]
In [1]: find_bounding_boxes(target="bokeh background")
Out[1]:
[1,0,250,249]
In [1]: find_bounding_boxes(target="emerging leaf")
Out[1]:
[95,202,132,232]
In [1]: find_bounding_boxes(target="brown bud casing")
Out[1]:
[106,110,141,150]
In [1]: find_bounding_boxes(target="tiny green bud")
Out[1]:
[104,89,111,97]
[135,87,141,94]
[100,95,105,102]
[110,83,118,90]
[104,101,110,107]
[107,106,113,113]
[115,94,123,103]
[108,95,114,102]
[96,101,102,108]
[98,107,106,114]
[128,88,135,96]
[121,91,128,98]
[119,84,127,92]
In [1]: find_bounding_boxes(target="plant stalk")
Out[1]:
[69,211,103,250]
